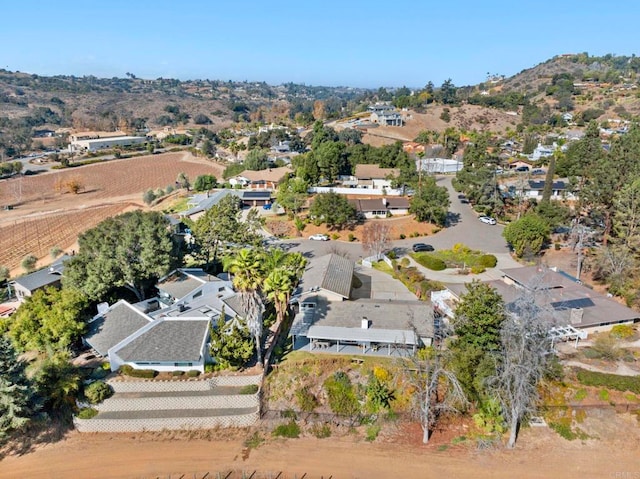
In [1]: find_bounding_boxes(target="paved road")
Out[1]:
[280,175,511,263]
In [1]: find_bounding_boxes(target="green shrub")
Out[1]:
[84,381,113,404]
[89,367,108,380]
[399,234,406,239]
[172,370,184,377]
[400,257,410,267]
[331,233,340,240]
[386,250,397,259]
[576,368,640,394]
[574,389,588,401]
[412,253,446,271]
[280,409,298,419]
[590,335,622,361]
[186,370,200,378]
[77,407,98,419]
[119,365,157,378]
[295,387,319,412]
[272,421,300,438]
[470,265,486,274]
[610,324,635,340]
[239,384,259,395]
[348,233,356,242]
[365,424,381,442]
[598,389,610,401]
[323,371,360,417]
[310,423,332,438]
[479,254,498,268]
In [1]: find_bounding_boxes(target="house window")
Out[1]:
[174,362,193,367]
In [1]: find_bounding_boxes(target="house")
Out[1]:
[526,179,577,201]
[230,166,292,190]
[84,268,245,372]
[349,197,410,218]
[11,255,69,302]
[296,253,354,302]
[368,103,404,126]
[530,143,556,161]
[431,266,640,334]
[289,296,433,357]
[180,189,272,220]
[353,164,400,190]
[416,158,463,174]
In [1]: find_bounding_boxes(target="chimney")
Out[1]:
[97,302,109,315]
[382,198,388,206]
[361,317,370,329]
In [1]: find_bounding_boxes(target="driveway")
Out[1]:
[352,265,416,301]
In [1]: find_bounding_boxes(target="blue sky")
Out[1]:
[2,0,639,88]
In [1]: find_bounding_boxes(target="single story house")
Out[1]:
[180,189,272,220]
[431,266,640,334]
[349,197,410,218]
[11,255,69,302]
[290,296,433,356]
[352,164,400,190]
[526,179,577,201]
[84,268,244,372]
[230,166,292,190]
[295,253,354,302]
[70,135,147,152]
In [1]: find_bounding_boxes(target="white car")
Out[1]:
[309,233,330,241]
[479,216,497,225]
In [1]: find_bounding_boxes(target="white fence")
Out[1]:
[362,254,393,268]
[308,186,404,196]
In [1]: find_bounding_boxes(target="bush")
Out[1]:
[576,368,640,394]
[400,257,410,268]
[387,250,397,260]
[399,234,406,239]
[21,254,38,272]
[323,371,360,417]
[610,324,635,340]
[186,370,200,378]
[412,253,446,271]
[84,381,113,404]
[239,384,259,395]
[272,421,301,438]
[295,387,319,412]
[172,370,185,377]
[470,265,486,274]
[89,367,108,380]
[77,407,98,419]
[348,233,356,242]
[590,335,622,361]
[331,233,340,240]
[365,424,381,441]
[479,254,498,268]
[119,365,157,378]
[310,423,331,438]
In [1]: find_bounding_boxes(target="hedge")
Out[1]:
[77,407,99,419]
[412,253,446,271]
[479,254,498,268]
[575,368,640,394]
[119,365,158,378]
[84,380,114,404]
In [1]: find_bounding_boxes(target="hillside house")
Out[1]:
[525,179,577,201]
[11,255,69,302]
[431,266,640,334]
[352,164,400,190]
[84,268,247,372]
[295,253,354,302]
[368,103,403,126]
[229,166,292,190]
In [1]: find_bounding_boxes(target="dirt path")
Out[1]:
[1,430,638,479]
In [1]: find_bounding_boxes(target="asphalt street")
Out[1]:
[281,175,510,263]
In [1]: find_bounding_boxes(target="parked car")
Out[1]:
[515,165,530,172]
[262,203,272,210]
[531,169,546,175]
[309,233,330,241]
[412,243,434,252]
[460,198,470,204]
[479,216,497,225]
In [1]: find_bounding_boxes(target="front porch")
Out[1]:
[292,336,416,358]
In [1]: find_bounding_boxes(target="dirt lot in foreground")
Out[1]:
[1,423,638,479]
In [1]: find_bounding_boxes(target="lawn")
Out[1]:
[411,243,497,272]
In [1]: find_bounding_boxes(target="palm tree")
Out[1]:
[224,249,266,364]
[263,268,293,326]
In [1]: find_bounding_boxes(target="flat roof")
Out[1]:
[307,325,419,346]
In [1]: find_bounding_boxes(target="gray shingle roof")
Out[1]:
[157,270,206,300]
[11,255,70,292]
[85,301,151,356]
[113,319,209,362]
[300,254,354,299]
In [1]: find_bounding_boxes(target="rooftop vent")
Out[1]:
[361,317,370,329]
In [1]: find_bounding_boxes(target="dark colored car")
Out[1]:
[412,243,434,252]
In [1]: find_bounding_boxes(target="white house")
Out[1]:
[84,269,246,373]
[352,164,400,190]
[70,135,148,152]
[416,157,463,174]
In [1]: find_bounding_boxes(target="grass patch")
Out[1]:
[310,423,332,439]
[239,384,259,395]
[575,368,640,394]
[272,421,301,438]
[372,260,394,274]
[574,388,588,401]
[598,389,610,401]
[422,243,497,270]
[548,421,590,441]
[365,424,381,442]
[411,253,446,271]
[244,431,264,449]
[451,435,467,445]
[163,196,190,214]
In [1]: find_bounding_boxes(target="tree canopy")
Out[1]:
[309,192,357,230]
[503,213,550,258]
[64,211,175,301]
[409,177,450,226]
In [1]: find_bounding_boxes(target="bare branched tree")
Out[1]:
[362,222,391,258]
[489,279,555,448]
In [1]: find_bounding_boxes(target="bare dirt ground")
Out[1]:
[0,152,225,271]
[1,425,639,479]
